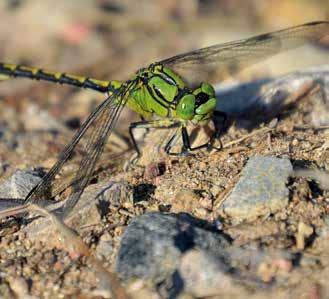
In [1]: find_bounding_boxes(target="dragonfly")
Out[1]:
[0,21,328,219]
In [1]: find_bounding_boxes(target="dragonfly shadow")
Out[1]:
[133,183,156,203]
[215,77,309,131]
[291,158,327,197]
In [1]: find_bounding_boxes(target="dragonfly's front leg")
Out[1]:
[129,118,198,156]
[130,122,200,156]
[178,110,228,155]
[129,118,181,156]
[129,113,227,157]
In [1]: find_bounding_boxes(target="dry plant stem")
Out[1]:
[0,202,129,299]
[222,126,274,149]
[0,201,63,220]
[44,210,129,299]
[29,204,130,299]
[214,183,234,209]
[0,203,32,219]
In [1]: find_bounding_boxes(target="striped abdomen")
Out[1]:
[0,63,119,93]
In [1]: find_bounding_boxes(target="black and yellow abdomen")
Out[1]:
[0,63,117,93]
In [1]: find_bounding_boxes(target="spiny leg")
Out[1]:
[129,115,228,157]
[177,114,229,154]
[164,126,193,156]
[129,119,181,156]
[179,112,228,154]
[168,125,215,155]
[131,121,210,156]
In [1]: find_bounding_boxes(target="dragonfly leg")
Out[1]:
[129,115,227,157]
[164,129,181,155]
[207,110,227,150]
[129,119,180,156]
[165,124,215,155]
[178,111,228,154]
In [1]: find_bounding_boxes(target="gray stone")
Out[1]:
[115,212,229,284]
[0,169,42,199]
[222,156,293,222]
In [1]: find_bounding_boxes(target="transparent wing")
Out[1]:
[159,21,329,83]
[25,84,134,218]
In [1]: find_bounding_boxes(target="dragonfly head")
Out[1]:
[176,82,217,123]
[143,64,217,122]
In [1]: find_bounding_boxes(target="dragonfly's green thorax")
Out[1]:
[114,64,217,124]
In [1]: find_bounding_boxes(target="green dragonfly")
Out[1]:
[0,21,328,218]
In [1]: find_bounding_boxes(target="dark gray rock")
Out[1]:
[222,156,293,222]
[115,212,229,284]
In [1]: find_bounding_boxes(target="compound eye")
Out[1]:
[176,94,195,120]
[195,97,217,115]
[200,83,215,96]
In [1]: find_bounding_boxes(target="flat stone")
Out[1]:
[222,156,293,222]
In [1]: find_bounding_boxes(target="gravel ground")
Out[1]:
[0,1,328,298]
